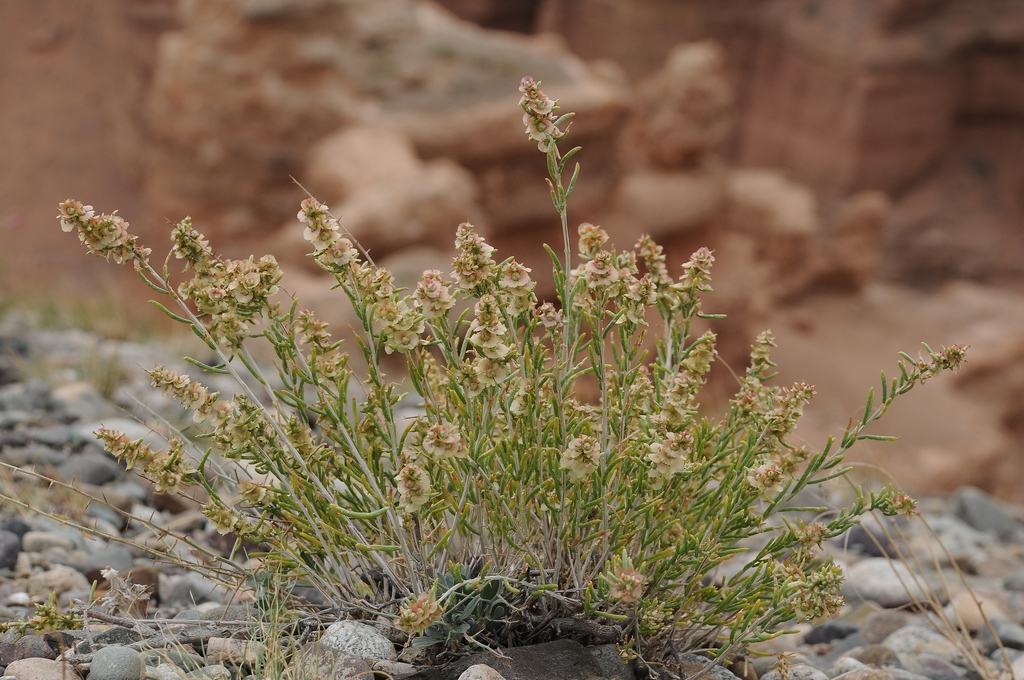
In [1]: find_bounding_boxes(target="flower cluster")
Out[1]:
[147,366,219,422]
[874,485,919,517]
[95,428,193,493]
[912,343,969,383]
[497,260,536,314]
[202,499,243,535]
[561,434,600,481]
[395,591,444,634]
[58,200,150,265]
[451,222,496,293]
[570,224,660,325]
[298,198,359,273]
[746,461,784,499]
[519,76,564,152]
[469,295,512,361]
[792,562,845,620]
[607,554,647,604]
[646,430,693,480]
[421,421,469,461]
[176,253,282,350]
[792,521,828,548]
[415,269,456,319]
[397,463,431,513]
[375,296,425,355]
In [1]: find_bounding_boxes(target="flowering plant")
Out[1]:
[49,78,965,672]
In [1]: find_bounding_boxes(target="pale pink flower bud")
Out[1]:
[395,591,444,634]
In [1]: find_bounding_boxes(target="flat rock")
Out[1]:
[290,642,373,680]
[3,657,83,680]
[319,621,396,662]
[842,559,937,607]
[88,645,145,680]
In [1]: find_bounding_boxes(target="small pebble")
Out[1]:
[88,646,145,680]
[320,621,396,661]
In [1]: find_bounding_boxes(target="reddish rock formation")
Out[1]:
[538,0,1024,285]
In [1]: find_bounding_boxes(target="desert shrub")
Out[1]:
[46,78,965,669]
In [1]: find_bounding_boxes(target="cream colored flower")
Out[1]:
[397,463,431,513]
[561,435,599,481]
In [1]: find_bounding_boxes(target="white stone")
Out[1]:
[829,657,867,677]
[458,664,508,680]
[883,625,965,667]
[320,620,397,661]
[842,558,934,603]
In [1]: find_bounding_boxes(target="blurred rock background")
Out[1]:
[2,0,1024,499]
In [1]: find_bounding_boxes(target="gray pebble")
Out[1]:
[0,530,20,570]
[860,610,910,644]
[977,617,1024,652]
[0,379,55,413]
[50,382,122,423]
[957,487,1019,540]
[21,531,74,553]
[842,559,936,607]
[0,443,65,468]
[54,450,122,486]
[88,646,144,680]
[288,645,374,680]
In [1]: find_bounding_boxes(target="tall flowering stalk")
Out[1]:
[44,80,970,672]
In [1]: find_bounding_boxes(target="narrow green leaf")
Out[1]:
[184,356,231,375]
[862,387,874,426]
[148,300,191,324]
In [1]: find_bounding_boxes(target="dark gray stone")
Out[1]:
[842,644,901,668]
[199,604,252,623]
[164,573,223,608]
[0,634,57,665]
[0,355,21,387]
[956,487,1019,540]
[0,531,20,570]
[0,443,65,468]
[1004,569,1024,593]
[0,379,54,413]
[1,519,30,540]
[805,620,860,645]
[840,524,899,558]
[587,644,634,680]
[414,639,611,680]
[55,450,123,486]
[978,618,1024,653]
[24,425,79,448]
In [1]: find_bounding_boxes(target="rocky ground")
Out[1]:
[2,309,1024,679]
